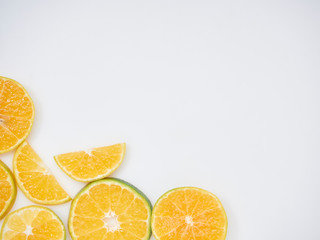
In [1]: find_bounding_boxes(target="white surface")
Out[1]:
[1,0,320,239]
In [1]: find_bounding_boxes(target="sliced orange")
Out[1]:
[0,76,35,153]
[1,205,66,240]
[54,143,126,182]
[13,141,71,205]
[69,178,152,240]
[151,187,228,240]
[0,160,16,220]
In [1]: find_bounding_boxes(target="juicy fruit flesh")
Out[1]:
[1,206,64,240]
[69,180,151,240]
[0,77,34,153]
[152,188,227,240]
[14,142,71,204]
[0,162,15,219]
[54,143,125,182]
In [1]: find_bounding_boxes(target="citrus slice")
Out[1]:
[54,143,126,182]
[0,76,35,153]
[69,178,152,240]
[13,141,71,205]
[151,187,228,240]
[0,160,16,220]
[1,205,66,240]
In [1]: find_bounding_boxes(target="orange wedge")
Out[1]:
[0,76,35,153]
[151,187,228,240]
[69,178,152,240]
[0,160,16,220]
[13,141,71,205]
[54,143,126,182]
[1,205,66,240]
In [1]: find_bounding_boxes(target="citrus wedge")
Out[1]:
[13,141,71,205]
[0,160,16,220]
[151,187,228,240]
[69,178,152,240]
[1,205,66,240]
[0,76,35,153]
[54,143,126,182]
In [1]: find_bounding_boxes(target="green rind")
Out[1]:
[69,177,152,240]
[54,143,126,182]
[151,187,228,240]
[0,160,17,220]
[0,76,35,154]
[0,205,66,240]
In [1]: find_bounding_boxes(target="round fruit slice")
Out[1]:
[13,141,71,205]
[0,160,16,220]
[1,205,66,240]
[54,143,126,182]
[69,178,152,240]
[152,187,228,240]
[0,76,35,153]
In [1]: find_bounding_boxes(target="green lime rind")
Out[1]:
[0,205,66,240]
[151,186,228,240]
[69,177,152,240]
[0,160,17,220]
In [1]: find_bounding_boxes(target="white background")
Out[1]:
[1,0,320,239]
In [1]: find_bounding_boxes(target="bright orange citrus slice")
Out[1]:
[1,205,66,240]
[151,187,228,240]
[13,141,71,205]
[54,143,126,182]
[69,178,152,240]
[0,76,35,153]
[0,160,16,220]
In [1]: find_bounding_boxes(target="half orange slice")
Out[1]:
[0,76,34,153]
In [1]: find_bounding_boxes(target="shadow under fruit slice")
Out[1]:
[1,205,66,240]
[0,160,16,220]
[69,178,152,240]
[0,76,35,153]
[151,187,228,240]
[13,141,71,205]
[54,143,126,182]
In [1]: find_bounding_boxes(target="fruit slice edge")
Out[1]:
[0,160,17,220]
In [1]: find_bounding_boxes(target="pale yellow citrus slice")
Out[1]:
[0,160,16,220]
[69,178,152,240]
[54,143,126,182]
[13,141,71,205]
[0,76,35,153]
[152,187,228,240]
[1,205,66,240]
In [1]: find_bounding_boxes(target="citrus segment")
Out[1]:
[0,205,66,240]
[69,178,152,240]
[0,76,35,153]
[151,187,227,240]
[0,160,16,219]
[54,143,126,182]
[13,141,71,205]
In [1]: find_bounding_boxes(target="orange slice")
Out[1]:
[1,205,66,240]
[54,143,126,182]
[151,187,228,240]
[0,160,16,220]
[69,178,152,240]
[0,76,35,153]
[13,141,71,205]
